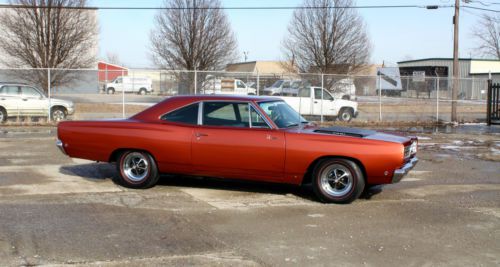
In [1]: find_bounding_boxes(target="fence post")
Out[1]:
[436,76,440,123]
[487,79,492,126]
[48,68,51,122]
[194,69,197,95]
[378,74,382,121]
[321,73,324,123]
[122,69,125,118]
[256,71,260,96]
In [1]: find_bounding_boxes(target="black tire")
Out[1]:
[338,108,354,122]
[0,107,6,123]
[51,107,67,122]
[139,88,147,95]
[312,158,365,204]
[107,87,115,94]
[114,150,160,189]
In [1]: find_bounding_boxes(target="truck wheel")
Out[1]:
[51,107,67,122]
[115,151,160,189]
[139,88,147,95]
[338,108,353,122]
[0,108,6,123]
[312,158,365,204]
[107,87,115,94]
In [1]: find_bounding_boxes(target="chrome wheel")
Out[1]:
[122,152,149,182]
[52,109,66,122]
[320,164,353,197]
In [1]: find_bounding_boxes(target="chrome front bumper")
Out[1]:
[392,157,418,183]
[56,139,67,155]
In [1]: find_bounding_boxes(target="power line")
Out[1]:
[463,5,500,12]
[0,4,455,10]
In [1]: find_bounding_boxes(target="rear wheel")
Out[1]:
[138,88,147,95]
[51,107,67,122]
[115,151,160,189]
[0,108,6,123]
[338,108,353,122]
[312,158,365,204]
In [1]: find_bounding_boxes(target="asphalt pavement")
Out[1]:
[0,126,498,266]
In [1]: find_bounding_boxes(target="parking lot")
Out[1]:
[0,126,499,266]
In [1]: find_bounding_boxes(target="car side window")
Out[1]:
[203,102,249,127]
[21,87,42,98]
[236,81,246,88]
[161,103,199,125]
[298,88,311,98]
[0,86,20,96]
[314,88,333,100]
[249,106,270,128]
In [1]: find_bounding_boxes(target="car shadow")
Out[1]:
[157,175,318,202]
[59,163,383,203]
[59,163,116,181]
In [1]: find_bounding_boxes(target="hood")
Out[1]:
[312,126,411,144]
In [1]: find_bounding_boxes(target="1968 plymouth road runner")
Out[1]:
[57,95,418,203]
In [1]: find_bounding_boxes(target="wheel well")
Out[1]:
[109,148,157,164]
[301,156,367,185]
[51,105,67,113]
[0,105,6,113]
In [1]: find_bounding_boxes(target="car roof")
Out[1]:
[131,94,283,121]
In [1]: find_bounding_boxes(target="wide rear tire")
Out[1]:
[115,151,160,189]
[312,158,365,204]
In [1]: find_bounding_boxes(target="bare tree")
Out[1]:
[150,0,238,71]
[282,0,371,75]
[105,52,123,66]
[0,0,98,92]
[472,13,500,59]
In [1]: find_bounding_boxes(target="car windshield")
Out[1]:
[258,101,307,128]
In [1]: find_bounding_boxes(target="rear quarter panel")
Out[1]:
[57,120,194,174]
[284,132,405,185]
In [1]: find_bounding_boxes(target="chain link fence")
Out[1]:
[0,68,489,124]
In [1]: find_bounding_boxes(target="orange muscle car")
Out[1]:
[57,95,418,203]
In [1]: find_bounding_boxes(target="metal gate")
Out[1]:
[487,80,500,125]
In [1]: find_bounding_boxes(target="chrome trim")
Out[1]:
[56,139,67,155]
[392,157,418,183]
[249,102,273,129]
[198,101,203,125]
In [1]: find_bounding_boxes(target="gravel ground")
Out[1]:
[0,125,498,266]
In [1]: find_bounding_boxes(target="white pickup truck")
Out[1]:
[280,87,358,121]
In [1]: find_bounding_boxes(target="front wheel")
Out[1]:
[138,88,147,95]
[338,108,354,122]
[312,158,365,204]
[115,151,160,189]
[107,87,115,94]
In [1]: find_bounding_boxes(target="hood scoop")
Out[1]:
[314,126,376,138]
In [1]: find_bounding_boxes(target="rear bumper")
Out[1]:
[392,157,418,183]
[354,111,359,118]
[56,139,67,155]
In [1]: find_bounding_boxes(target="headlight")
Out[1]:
[410,141,418,155]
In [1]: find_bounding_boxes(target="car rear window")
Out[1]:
[161,103,199,125]
[0,86,20,96]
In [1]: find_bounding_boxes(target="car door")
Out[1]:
[0,85,21,117]
[192,101,286,181]
[297,88,313,115]
[20,86,47,116]
[312,87,336,116]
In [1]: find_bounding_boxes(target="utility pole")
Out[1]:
[243,51,249,62]
[452,0,460,122]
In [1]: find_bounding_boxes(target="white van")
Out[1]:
[105,76,153,95]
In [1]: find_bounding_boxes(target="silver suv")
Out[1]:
[0,83,74,122]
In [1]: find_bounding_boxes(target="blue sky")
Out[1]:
[0,0,491,67]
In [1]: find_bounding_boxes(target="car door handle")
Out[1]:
[266,134,278,140]
[22,98,28,101]
[314,101,318,104]
[0,98,4,100]
[195,132,208,137]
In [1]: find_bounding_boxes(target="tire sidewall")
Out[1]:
[0,108,6,122]
[339,108,353,122]
[51,108,66,121]
[312,159,364,204]
[116,151,159,189]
